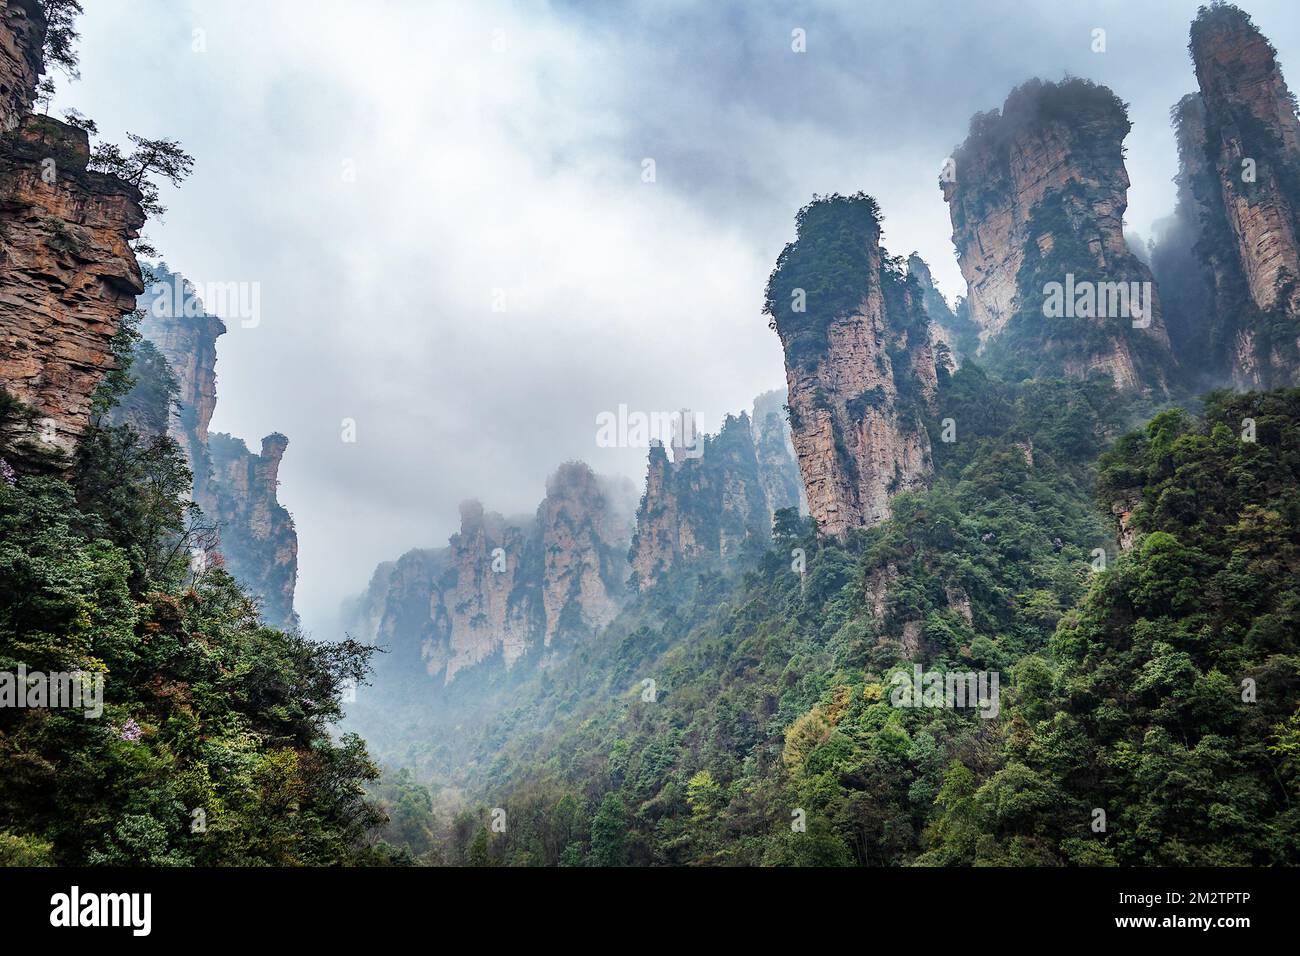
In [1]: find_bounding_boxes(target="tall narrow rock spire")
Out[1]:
[942,78,1171,390]
[764,193,937,536]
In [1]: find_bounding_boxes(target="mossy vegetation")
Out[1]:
[764,192,883,371]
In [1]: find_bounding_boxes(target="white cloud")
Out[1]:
[53,0,1300,632]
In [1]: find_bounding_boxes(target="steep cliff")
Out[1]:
[906,253,978,366]
[751,388,806,518]
[536,461,631,644]
[124,265,299,630]
[348,461,635,686]
[764,193,937,537]
[0,1,150,465]
[1159,3,1300,388]
[0,111,145,463]
[205,431,298,629]
[0,0,42,132]
[942,79,1171,390]
[136,265,223,475]
[627,408,800,588]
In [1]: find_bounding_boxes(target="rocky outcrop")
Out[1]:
[1110,490,1141,553]
[942,79,1171,390]
[136,265,224,474]
[0,5,297,626]
[0,1,146,464]
[348,462,636,685]
[357,413,791,679]
[764,193,937,537]
[124,266,299,630]
[906,253,978,366]
[204,431,297,629]
[537,462,631,644]
[0,0,41,132]
[628,443,681,585]
[628,409,796,588]
[0,113,145,462]
[751,388,806,518]
[1159,4,1300,388]
[1191,4,1300,313]
[420,500,535,682]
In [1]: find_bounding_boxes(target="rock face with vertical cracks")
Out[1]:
[1,1,145,463]
[628,407,799,589]
[765,193,937,537]
[0,0,42,133]
[135,269,225,473]
[1160,4,1300,388]
[204,431,298,630]
[942,79,1171,390]
[347,462,636,686]
[1192,4,1300,314]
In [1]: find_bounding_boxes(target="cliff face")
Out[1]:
[536,461,630,644]
[1192,4,1300,313]
[0,113,145,462]
[0,0,41,132]
[128,267,299,630]
[942,79,1171,390]
[751,388,806,518]
[0,1,147,464]
[628,408,800,588]
[205,432,298,629]
[136,266,224,474]
[421,501,535,682]
[349,462,635,686]
[1162,4,1300,388]
[906,253,978,366]
[764,193,937,537]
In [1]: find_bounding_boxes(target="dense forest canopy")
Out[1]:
[0,343,396,866]
[354,371,1300,866]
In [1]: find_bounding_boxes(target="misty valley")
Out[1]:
[0,1,1296,934]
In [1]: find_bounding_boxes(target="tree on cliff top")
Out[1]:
[39,0,84,78]
[89,134,196,256]
[90,134,195,218]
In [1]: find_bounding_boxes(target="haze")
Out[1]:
[51,0,1300,634]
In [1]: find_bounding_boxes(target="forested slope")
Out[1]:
[372,371,1300,866]
[0,326,392,865]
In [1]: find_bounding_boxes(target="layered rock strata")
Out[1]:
[765,193,938,536]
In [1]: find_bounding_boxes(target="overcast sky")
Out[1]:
[55,0,1300,635]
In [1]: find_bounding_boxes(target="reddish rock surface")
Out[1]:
[0,115,144,460]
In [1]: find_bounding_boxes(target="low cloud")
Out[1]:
[56,0,1300,631]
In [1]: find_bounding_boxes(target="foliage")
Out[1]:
[390,376,1300,867]
[89,134,195,220]
[38,0,83,78]
[763,192,883,369]
[0,337,387,866]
